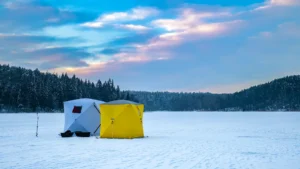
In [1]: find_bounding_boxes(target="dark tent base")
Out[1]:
[60,130,73,137]
[75,131,91,137]
[60,130,91,138]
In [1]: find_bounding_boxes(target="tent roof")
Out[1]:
[63,98,105,104]
[102,100,141,105]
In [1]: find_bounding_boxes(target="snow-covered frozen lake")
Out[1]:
[0,111,300,169]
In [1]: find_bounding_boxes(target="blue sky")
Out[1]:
[0,0,300,93]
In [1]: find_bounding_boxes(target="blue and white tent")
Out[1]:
[63,98,104,136]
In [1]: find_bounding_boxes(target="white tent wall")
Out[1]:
[76,104,101,135]
[63,99,94,131]
[63,98,104,135]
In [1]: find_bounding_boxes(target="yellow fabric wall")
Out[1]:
[100,104,144,139]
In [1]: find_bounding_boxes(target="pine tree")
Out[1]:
[0,64,137,112]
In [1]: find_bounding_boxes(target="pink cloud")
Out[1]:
[47,46,170,79]
[50,61,110,76]
[93,9,243,67]
[151,8,243,46]
[48,51,163,77]
[255,0,300,10]
[113,53,150,63]
[159,20,242,39]
[269,0,300,6]
[137,20,243,55]
[152,8,231,31]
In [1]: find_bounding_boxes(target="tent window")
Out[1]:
[72,106,82,113]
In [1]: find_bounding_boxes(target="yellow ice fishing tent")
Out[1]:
[99,100,144,139]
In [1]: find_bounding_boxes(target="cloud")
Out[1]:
[106,30,159,46]
[0,33,79,54]
[99,48,121,55]
[22,47,92,70]
[101,7,159,22]
[152,8,231,31]
[116,24,150,31]
[151,8,242,44]
[112,51,169,63]
[254,0,300,10]
[158,20,243,41]
[40,24,127,47]
[269,0,300,6]
[97,6,243,66]
[80,22,104,28]
[0,33,93,70]
[112,53,151,63]
[0,0,96,32]
[80,7,159,28]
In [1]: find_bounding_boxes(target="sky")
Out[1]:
[0,0,300,93]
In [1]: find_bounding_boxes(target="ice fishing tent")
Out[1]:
[63,98,104,136]
[99,100,144,139]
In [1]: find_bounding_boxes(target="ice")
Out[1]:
[0,111,300,169]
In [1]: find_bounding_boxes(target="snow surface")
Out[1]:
[0,111,300,169]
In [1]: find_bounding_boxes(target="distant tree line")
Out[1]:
[130,75,300,111]
[0,64,137,112]
[1,64,300,112]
